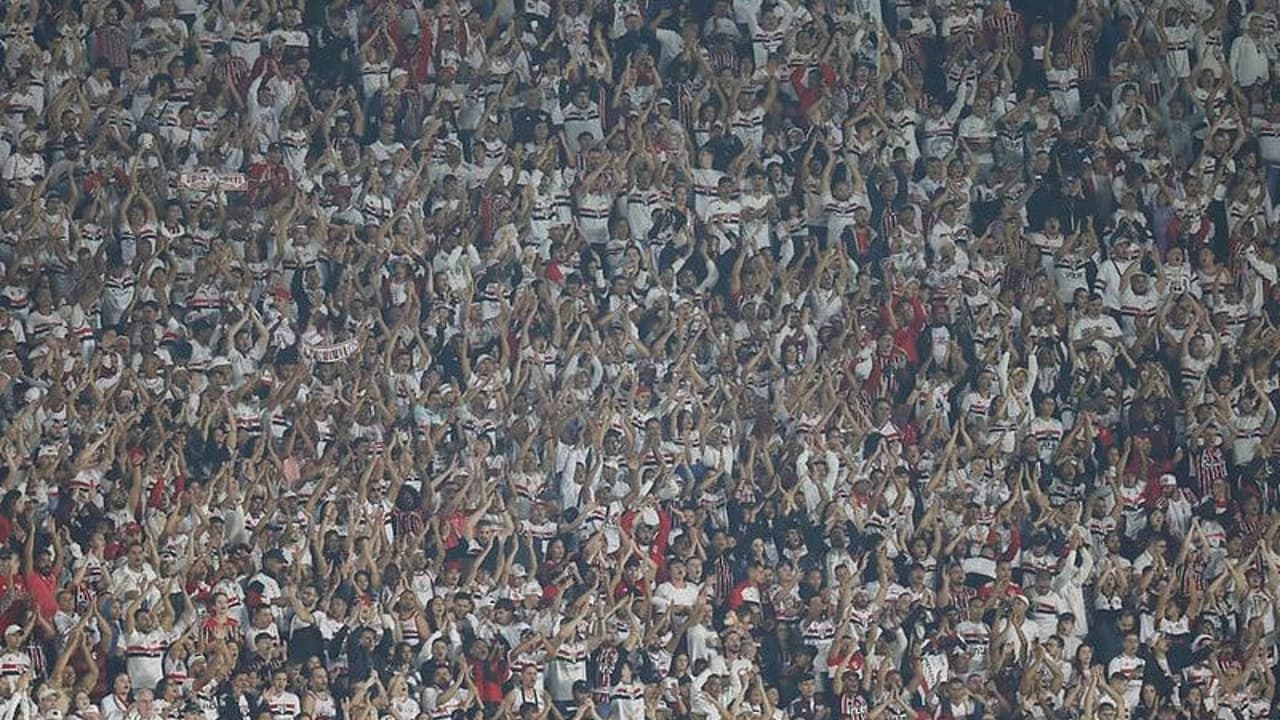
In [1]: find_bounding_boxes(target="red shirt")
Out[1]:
[94,24,130,70]
[148,475,181,508]
[544,261,566,286]
[25,568,58,620]
[0,574,29,627]
[399,29,434,84]
[215,57,252,101]
[1125,454,1175,487]
[103,540,125,563]
[247,163,291,207]
[727,579,763,611]
[982,12,1025,51]
[468,658,509,704]
[249,54,282,85]
[619,508,672,579]
[977,580,1024,602]
[790,65,837,114]
[866,347,909,400]
[828,651,864,678]
[883,295,927,365]
[200,616,240,645]
[613,578,651,600]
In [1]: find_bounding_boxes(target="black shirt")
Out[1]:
[307,25,355,88]
[1025,178,1064,230]
[1051,138,1088,177]
[612,29,661,76]
[238,649,284,685]
[704,134,744,172]
[511,107,553,145]
[788,694,821,720]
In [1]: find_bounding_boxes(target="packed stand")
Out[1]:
[2,0,1280,718]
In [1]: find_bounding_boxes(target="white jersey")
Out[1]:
[1028,416,1064,462]
[546,639,588,701]
[124,628,174,690]
[1027,588,1065,638]
[263,690,301,720]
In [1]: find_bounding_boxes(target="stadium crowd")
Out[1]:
[1,0,1280,719]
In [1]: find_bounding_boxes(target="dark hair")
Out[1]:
[0,490,21,518]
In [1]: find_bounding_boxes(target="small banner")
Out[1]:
[179,169,248,192]
[304,338,360,363]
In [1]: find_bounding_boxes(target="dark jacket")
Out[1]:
[218,691,263,720]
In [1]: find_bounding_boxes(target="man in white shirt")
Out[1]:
[1026,572,1066,639]
[1107,633,1146,709]
[1,133,44,190]
[706,177,743,254]
[928,202,966,255]
[227,310,269,387]
[111,543,160,606]
[100,673,133,720]
[691,672,733,720]
[1093,239,1137,312]
[124,688,162,720]
[0,626,32,686]
[122,606,174,691]
[421,665,471,717]
[561,86,603,154]
[261,670,301,720]
[430,142,480,192]
[1158,7,1194,80]
[653,559,701,615]
[1118,270,1163,340]
[246,77,283,144]
[1230,16,1271,88]
[1070,294,1124,364]
[3,75,45,139]
[1131,536,1168,577]
[269,7,310,50]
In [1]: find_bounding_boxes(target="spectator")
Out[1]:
[0,1,1278,720]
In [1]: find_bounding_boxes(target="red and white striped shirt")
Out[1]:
[1190,445,1228,495]
[983,12,1024,52]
